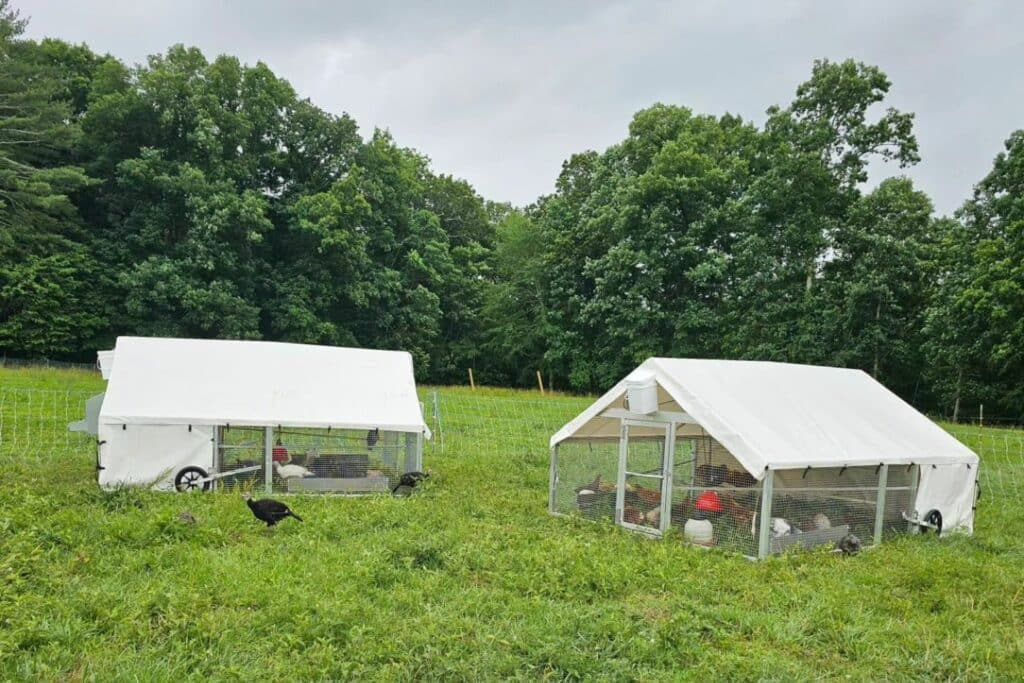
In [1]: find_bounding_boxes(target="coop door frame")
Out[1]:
[615,418,675,536]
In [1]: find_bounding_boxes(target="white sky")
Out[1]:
[21,0,1024,214]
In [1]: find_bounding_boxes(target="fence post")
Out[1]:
[264,427,273,494]
[536,370,545,395]
[433,390,444,452]
[979,404,984,426]
[758,470,774,559]
[549,446,558,513]
[874,464,888,546]
[468,368,475,390]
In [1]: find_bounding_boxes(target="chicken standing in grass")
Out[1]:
[838,533,862,555]
[244,494,303,527]
[392,470,430,495]
[177,511,197,525]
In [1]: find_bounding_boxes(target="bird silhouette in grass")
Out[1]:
[177,511,197,525]
[244,494,303,527]
[391,470,430,496]
[838,533,862,556]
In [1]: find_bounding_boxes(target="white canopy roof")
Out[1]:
[100,337,430,435]
[551,358,976,478]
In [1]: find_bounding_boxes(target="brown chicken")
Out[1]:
[625,483,662,507]
[623,505,645,525]
[723,469,757,488]
[720,494,755,527]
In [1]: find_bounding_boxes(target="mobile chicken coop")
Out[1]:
[72,337,430,494]
[549,359,980,558]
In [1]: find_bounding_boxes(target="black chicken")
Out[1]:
[366,428,380,449]
[391,470,430,495]
[838,533,862,556]
[244,494,303,527]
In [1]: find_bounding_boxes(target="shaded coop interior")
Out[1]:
[214,425,422,494]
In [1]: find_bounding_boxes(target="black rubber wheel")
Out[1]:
[174,466,210,492]
[920,509,942,535]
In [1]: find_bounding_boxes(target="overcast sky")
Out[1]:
[21,0,1024,214]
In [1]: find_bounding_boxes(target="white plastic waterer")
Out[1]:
[684,518,714,545]
[625,372,658,414]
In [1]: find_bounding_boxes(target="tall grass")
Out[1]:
[1,369,1022,680]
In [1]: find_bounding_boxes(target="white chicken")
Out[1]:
[750,513,800,538]
[274,461,315,479]
[770,517,793,537]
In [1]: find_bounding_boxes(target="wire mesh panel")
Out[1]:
[0,387,95,467]
[880,465,914,538]
[215,425,265,491]
[268,427,417,494]
[768,466,915,554]
[553,439,619,522]
[670,434,760,556]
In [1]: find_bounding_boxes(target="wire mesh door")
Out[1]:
[616,420,671,535]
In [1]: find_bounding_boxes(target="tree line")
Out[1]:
[0,2,1021,419]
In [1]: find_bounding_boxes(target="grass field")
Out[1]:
[2,368,1023,681]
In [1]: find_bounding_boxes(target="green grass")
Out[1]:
[2,368,1023,681]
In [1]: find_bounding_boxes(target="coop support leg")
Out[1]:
[212,426,220,489]
[661,423,675,534]
[615,422,628,525]
[549,446,558,514]
[906,464,919,533]
[264,426,273,494]
[757,471,774,559]
[874,464,888,546]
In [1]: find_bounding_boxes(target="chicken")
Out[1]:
[771,517,793,537]
[622,505,645,525]
[274,461,315,479]
[624,483,661,507]
[366,428,380,449]
[575,474,603,494]
[720,495,754,527]
[722,469,756,488]
[695,464,727,486]
[753,511,798,540]
[244,494,303,527]
[392,470,430,495]
[812,512,831,530]
[838,533,862,555]
[177,511,197,525]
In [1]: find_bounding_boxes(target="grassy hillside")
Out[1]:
[1,368,1022,680]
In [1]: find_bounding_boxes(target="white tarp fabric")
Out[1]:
[916,463,979,534]
[99,336,431,435]
[98,423,214,489]
[551,358,979,534]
